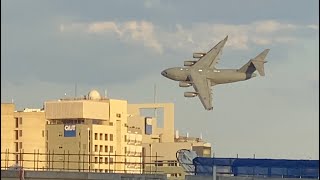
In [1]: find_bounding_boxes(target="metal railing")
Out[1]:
[1,149,166,174]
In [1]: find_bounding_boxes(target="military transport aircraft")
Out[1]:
[161,36,270,110]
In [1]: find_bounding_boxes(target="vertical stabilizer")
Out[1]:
[239,49,270,76]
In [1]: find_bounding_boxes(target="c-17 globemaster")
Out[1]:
[161,36,270,110]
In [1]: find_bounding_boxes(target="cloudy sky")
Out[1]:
[1,0,319,159]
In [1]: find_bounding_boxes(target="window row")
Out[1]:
[94,145,114,153]
[94,157,114,164]
[94,133,113,141]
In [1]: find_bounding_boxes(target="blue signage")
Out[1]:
[145,117,152,135]
[64,125,76,137]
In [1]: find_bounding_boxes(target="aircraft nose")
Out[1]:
[161,70,167,77]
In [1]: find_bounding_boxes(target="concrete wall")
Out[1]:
[186,175,317,180]
[45,100,110,120]
[1,170,166,180]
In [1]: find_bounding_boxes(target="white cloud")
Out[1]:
[253,20,297,33]
[307,24,319,30]
[60,21,163,54]
[87,22,121,35]
[60,20,317,53]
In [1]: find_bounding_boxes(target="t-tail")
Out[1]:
[239,49,270,76]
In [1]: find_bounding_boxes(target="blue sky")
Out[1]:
[1,0,319,159]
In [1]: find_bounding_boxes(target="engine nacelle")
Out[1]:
[184,92,198,97]
[184,61,197,66]
[179,81,192,87]
[193,52,206,58]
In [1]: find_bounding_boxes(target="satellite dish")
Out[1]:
[176,149,198,175]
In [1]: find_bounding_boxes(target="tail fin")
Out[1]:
[239,49,270,76]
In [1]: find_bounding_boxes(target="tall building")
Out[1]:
[44,90,142,173]
[1,104,47,170]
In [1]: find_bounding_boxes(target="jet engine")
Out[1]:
[179,81,192,87]
[193,52,206,58]
[184,92,198,97]
[184,61,197,66]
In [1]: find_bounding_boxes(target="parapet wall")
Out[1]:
[1,170,166,180]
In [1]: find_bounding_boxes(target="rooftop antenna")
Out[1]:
[104,89,108,98]
[200,133,203,140]
[154,84,157,118]
[74,83,77,98]
[11,98,14,103]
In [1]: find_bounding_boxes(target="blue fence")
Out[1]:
[193,157,319,179]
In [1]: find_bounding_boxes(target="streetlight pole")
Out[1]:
[87,127,90,172]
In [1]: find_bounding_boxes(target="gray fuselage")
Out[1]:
[161,67,256,85]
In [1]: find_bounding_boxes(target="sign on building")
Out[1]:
[145,117,152,135]
[64,124,76,137]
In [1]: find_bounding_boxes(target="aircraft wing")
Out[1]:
[189,70,213,110]
[193,36,228,69]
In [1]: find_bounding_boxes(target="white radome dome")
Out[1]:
[88,90,101,100]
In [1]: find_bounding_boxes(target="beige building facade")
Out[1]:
[1,90,212,179]
[128,103,212,179]
[1,104,47,170]
[44,90,143,173]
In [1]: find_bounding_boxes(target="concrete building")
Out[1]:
[1,90,212,179]
[1,104,47,170]
[128,103,212,179]
[44,90,143,173]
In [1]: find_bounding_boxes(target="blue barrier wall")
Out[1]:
[193,157,319,179]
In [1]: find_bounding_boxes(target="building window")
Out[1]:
[19,130,22,137]
[95,157,98,163]
[110,134,113,141]
[105,146,108,152]
[15,118,19,128]
[15,142,18,152]
[110,146,113,153]
[15,130,18,140]
[168,160,177,166]
[116,113,121,118]
[19,142,22,149]
[100,145,103,152]
[105,157,108,164]
[100,133,103,140]
[105,134,108,141]
[109,157,113,163]
[94,145,98,152]
[155,161,163,166]
[15,154,19,164]
[88,130,91,140]
[99,169,103,172]
[99,157,103,163]
[124,135,127,142]
[19,117,22,124]
[124,147,127,154]
[94,133,98,140]
[42,130,44,137]
[109,122,113,126]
